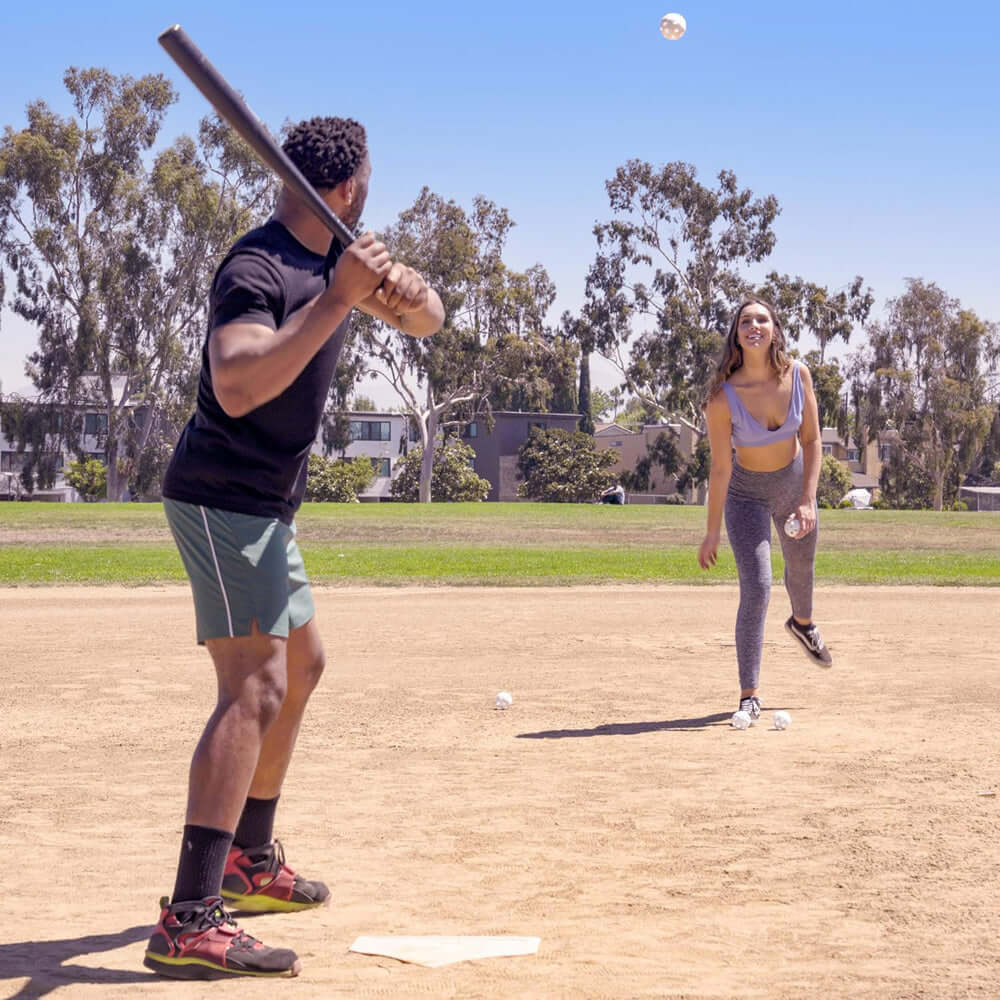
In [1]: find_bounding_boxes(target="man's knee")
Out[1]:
[306,648,326,689]
[222,663,288,730]
[289,648,325,699]
[253,665,289,726]
[287,621,326,697]
[210,639,289,730]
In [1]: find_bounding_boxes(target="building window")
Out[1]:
[847,448,859,462]
[350,420,391,442]
[529,421,547,436]
[612,440,623,447]
[84,412,108,436]
[370,457,391,478]
[463,422,478,439]
[822,443,833,455]
[879,444,893,462]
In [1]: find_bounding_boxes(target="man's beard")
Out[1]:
[343,202,365,234]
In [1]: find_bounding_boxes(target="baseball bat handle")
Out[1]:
[157,25,356,249]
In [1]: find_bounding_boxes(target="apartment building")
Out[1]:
[0,404,110,501]
[460,411,583,501]
[320,410,410,501]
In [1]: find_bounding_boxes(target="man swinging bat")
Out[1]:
[145,111,443,979]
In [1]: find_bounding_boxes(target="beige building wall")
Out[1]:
[594,420,701,500]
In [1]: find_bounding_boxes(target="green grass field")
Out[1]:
[0,501,997,586]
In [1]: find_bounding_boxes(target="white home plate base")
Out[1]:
[348,935,541,968]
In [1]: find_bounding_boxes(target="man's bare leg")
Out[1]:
[222,617,331,912]
[186,624,288,832]
[248,616,326,800]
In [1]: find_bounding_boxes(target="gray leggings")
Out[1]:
[725,451,817,691]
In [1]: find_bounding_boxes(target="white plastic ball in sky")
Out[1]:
[731,710,751,730]
[773,710,791,731]
[495,691,513,710]
[660,12,687,40]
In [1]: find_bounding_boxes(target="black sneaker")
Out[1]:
[738,695,761,726]
[143,895,301,979]
[785,616,833,667]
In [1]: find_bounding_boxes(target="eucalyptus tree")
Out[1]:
[583,160,780,429]
[0,67,274,499]
[847,279,998,510]
[351,187,563,502]
[758,273,874,364]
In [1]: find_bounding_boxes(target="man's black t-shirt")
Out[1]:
[162,220,348,524]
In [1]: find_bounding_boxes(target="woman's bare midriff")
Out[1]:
[733,436,801,473]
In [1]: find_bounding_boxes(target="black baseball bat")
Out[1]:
[157,24,356,250]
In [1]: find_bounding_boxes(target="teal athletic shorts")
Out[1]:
[163,498,315,644]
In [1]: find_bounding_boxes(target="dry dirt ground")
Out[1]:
[2,585,998,999]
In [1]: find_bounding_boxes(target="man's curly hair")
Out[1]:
[281,116,367,189]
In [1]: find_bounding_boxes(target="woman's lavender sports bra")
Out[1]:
[722,362,804,448]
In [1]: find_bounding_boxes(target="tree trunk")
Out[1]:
[933,480,944,511]
[933,463,945,511]
[578,349,594,435]
[106,435,125,501]
[418,388,437,503]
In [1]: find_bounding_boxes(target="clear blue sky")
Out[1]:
[2,0,997,403]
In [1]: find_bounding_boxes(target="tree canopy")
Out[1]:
[351,187,568,501]
[516,427,617,503]
[583,160,780,428]
[847,279,998,510]
[0,66,274,499]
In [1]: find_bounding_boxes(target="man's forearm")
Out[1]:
[397,289,445,338]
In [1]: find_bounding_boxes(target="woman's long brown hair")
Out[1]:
[704,297,792,407]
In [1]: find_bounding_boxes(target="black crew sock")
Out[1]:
[171,824,234,904]
[233,795,280,850]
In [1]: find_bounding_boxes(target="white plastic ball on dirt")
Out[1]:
[660,12,687,40]
[731,710,751,730]
[495,691,513,710]
[773,710,791,731]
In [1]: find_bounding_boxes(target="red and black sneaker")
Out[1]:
[143,895,301,979]
[221,839,330,913]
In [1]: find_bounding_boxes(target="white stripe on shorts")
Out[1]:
[199,505,234,637]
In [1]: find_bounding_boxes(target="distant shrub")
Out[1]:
[65,458,107,502]
[817,454,853,509]
[304,454,374,502]
[516,427,617,503]
[392,438,490,502]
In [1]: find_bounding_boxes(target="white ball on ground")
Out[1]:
[773,710,791,730]
[731,710,751,730]
[495,691,513,710]
[660,12,687,40]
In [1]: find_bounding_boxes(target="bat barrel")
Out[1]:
[157,25,356,248]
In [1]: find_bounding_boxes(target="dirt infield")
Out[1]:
[2,584,998,999]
